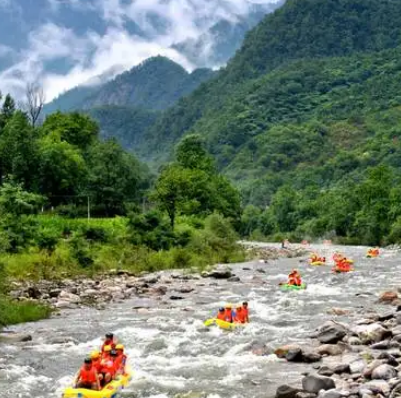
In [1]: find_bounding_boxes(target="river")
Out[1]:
[2,243,401,398]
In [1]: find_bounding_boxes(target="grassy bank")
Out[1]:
[0,297,52,326]
[3,213,245,281]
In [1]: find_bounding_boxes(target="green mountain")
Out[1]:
[45,56,216,113]
[136,0,401,201]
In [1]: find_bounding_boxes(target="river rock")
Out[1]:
[0,332,32,343]
[275,344,301,358]
[318,367,334,377]
[333,364,351,374]
[81,289,98,297]
[177,286,195,294]
[318,389,344,398]
[391,325,401,335]
[377,311,395,322]
[296,393,317,398]
[362,380,390,396]
[349,359,366,374]
[49,336,79,345]
[377,352,398,366]
[302,375,336,393]
[362,360,383,379]
[379,291,398,304]
[170,295,184,300]
[54,300,79,309]
[371,341,391,350]
[150,286,168,295]
[347,337,362,346]
[317,344,345,356]
[317,321,348,344]
[58,291,81,304]
[227,276,240,282]
[286,348,303,362]
[276,385,303,398]
[204,266,233,279]
[371,364,397,380]
[353,323,391,344]
[303,352,322,363]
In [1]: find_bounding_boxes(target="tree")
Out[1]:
[269,186,299,232]
[176,134,215,172]
[41,112,99,150]
[0,111,40,189]
[0,180,43,252]
[0,94,16,130]
[25,83,45,127]
[86,139,144,216]
[37,136,87,204]
[151,164,189,228]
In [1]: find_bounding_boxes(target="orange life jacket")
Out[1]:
[217,312,225,321]
[92,359,102,373]
[114,354,127,373]
[235,310,245,323]
[242,307,249,322]
[79,366,97,383]
[224,309,233,323]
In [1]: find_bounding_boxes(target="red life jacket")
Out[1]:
[79,366,97,383]
[224,310,233,323]
[101,357,115,375]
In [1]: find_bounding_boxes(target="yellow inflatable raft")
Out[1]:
[310,261,325,266]
[62,367,133,398]
[204,318,245,330]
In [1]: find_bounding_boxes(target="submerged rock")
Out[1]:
[0,332,32,343]
[302,375,336,393]
[276,385,303,398]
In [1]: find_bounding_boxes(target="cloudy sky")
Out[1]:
[0,0,281,102]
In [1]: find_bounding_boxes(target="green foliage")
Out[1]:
[152,135,241,228]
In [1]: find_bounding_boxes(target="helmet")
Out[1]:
[225,303,232,308]
[105,333,113,339]
[104,345,112,352]
[110,349,117,356]
[116,344,124,350]
[219,307,224,312]
[84,358,92,364]
[90,351,100,359]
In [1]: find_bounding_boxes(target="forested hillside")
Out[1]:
[45,57,216,113]
[127,0,401,245]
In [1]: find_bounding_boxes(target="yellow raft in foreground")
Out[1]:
[204,318,245,330]
[62,367,133,398]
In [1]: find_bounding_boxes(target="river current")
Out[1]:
[2,243,401,398]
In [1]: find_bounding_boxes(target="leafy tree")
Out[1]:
[0,111,40,189]
[86,139,145,216]
[41,112,99,150]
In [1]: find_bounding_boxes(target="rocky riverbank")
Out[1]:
[274,289,401,398]
[7,245,306,311]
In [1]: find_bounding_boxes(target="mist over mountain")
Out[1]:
[0,0,282,102]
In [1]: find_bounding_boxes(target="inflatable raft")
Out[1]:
[62,367,133,398]
[279,283,306,291]
[310,260,325,266]
[204,318,244,330]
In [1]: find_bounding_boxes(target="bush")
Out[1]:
[0,298,51,326]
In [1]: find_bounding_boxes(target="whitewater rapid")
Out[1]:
[2,244,401,398]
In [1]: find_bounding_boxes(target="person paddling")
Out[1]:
[74,358,101,391]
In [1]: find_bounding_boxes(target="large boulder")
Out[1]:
[302,375,336,393]
[317,321,347,344]
[353,323,391,344]
[286,348,303,362]
[276,385,303,398]
[362,359,384,379]
[379,291,398,304]
[302,351,322,363]
[371,364,397,380]
[58,291,81,304]
[0,332,32,343]
[318,366,334,377]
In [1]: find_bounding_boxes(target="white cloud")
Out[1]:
[0,0,282,102]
